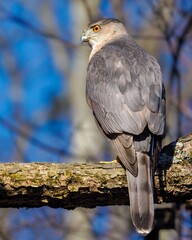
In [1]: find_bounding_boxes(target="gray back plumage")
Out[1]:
[87,36,165,137]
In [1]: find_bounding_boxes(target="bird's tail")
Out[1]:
[126,152,154,235]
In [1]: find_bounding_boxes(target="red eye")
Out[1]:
[93,25,101,32]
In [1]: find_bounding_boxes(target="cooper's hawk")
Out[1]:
[81,18,166,235]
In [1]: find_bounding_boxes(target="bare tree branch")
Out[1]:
[0,3,77,48]
[0,117,67,156]
[0,134,191,209]
[0,117,98,161]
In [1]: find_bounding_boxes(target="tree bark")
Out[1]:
[0,134,191,209]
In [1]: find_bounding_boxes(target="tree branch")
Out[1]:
[0,134,191,209]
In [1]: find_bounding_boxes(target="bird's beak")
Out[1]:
[81,30,89,43]
[81,35,88,43]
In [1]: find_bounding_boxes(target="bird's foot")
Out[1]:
[99,159,119,164]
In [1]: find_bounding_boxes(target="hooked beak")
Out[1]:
[81,34,88,43]
[81,30,90,43]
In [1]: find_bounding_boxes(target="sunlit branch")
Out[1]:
[0,134,191,208]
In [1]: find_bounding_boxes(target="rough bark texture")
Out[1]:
[0,134,191,209]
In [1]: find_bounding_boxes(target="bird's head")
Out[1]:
[81,18,127,48]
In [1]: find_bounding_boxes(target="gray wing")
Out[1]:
[87,42,165,136]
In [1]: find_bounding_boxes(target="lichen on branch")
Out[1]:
[0,134,191,209]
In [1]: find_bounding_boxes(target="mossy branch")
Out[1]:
[0,134,191,209]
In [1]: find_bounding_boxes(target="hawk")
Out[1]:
[81,18,166,235]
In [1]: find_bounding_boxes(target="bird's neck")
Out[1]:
[89,40,108,60]
[89,31,128,60]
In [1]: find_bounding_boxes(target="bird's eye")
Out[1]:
[92,25,101,33]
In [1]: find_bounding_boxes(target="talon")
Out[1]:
[100,159,119,164]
